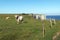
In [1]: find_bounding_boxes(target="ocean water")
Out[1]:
[46,15,60,20]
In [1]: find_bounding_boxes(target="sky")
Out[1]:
[0,0,60,15]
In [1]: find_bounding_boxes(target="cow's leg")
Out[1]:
[17,19,19,24]
[21,18,23,23]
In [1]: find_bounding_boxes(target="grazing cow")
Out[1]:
[14,15,23,24]
[6,17,10,20]
[33,15,40,20]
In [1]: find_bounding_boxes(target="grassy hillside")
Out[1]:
[0,14,60,40]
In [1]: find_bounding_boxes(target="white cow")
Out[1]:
[6,16,10,20]
[14,15,23,24]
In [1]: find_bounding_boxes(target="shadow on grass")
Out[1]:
[19,21,28,24]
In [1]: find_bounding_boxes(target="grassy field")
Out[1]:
[0,14,60,40]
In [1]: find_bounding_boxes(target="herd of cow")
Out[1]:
[5,15,56,27]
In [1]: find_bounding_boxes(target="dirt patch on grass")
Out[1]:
[52,32,60,40]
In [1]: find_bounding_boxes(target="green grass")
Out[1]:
[0,14,60,40]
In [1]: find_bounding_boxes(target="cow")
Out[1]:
[14,15,23,24]
[6,16,10,20]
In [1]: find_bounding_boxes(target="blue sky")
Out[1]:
[0,0,60,15]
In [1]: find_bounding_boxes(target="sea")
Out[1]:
[46,15,60,20]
